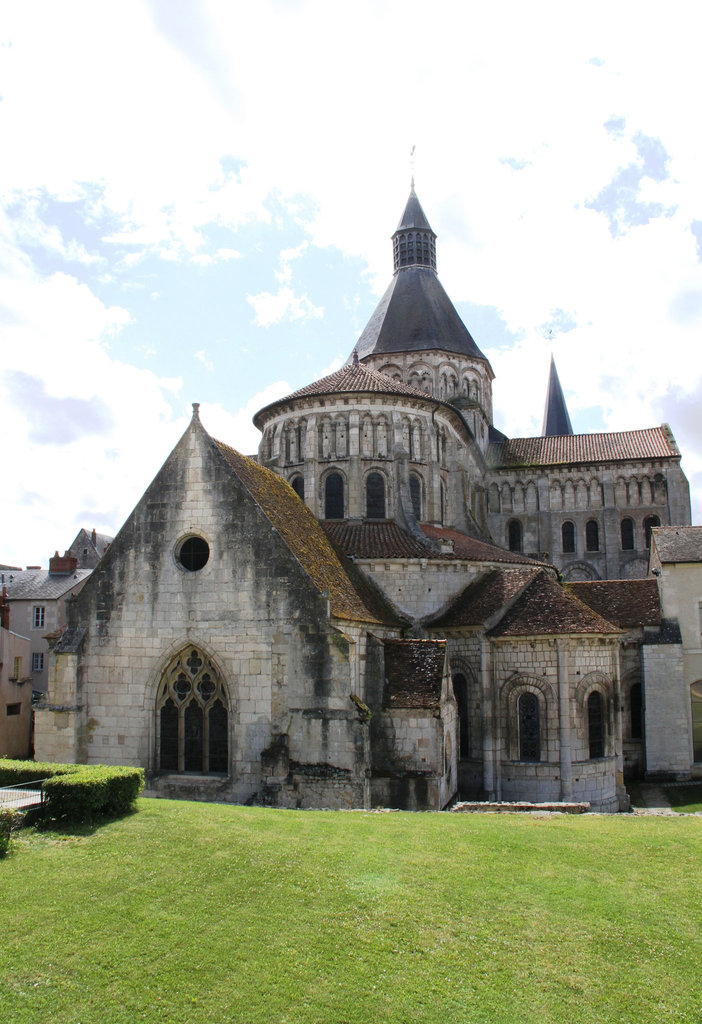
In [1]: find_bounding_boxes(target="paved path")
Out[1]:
[630,783,676,815]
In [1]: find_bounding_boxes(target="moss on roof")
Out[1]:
[213,439,399,625]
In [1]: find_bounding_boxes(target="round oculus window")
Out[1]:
[176,536,210,572]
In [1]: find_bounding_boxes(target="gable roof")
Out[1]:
[419,524,552,567]
[487,425,679,468]
[651,526,702,564]
[4,568,92,601]
[565,579,661,628]
[488,570,620,637]
[382,639,446,709]
[428,568,541,628]
[213,439,400,625]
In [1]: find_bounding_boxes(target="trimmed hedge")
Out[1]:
[0,810,14,857]
[0,759,83,786]
[43,766,144,822]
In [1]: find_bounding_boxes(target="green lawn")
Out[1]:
[1,800,701,1024]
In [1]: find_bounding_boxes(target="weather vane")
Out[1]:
[410,145,416,189]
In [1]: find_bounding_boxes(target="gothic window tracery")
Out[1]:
[157,647,228,774]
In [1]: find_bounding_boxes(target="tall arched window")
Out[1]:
[518,692,540,761]
[644,515,660,548]
[157,647,228,774]
[366,472,386,519]
[290,475,304,500]
[410,474,422,520]
[508,520,523,553]
[324,473,344,519]
[621,517,634,550]
[691,681,702,762]
[630,682,643,740]
[452,674,470,758]
[588,691,604,758]
[586,520,600,551]
[562,521,575,553]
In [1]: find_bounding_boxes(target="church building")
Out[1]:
[35,186,695,812]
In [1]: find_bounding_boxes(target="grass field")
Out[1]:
[1,799,701,1024]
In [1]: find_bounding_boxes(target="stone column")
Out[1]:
[556,638,573,801]
[480,636,497,800]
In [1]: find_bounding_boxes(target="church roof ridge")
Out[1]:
[487,425,679,468]
[488,570,622,637]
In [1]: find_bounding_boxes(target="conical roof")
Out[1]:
[352,187,491,367]
[542,356,573,436]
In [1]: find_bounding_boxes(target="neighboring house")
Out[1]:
[5,553,91,694]
[32,186,696,811]
[0,588,32,758]
[648,526,702,776]
[68,528,113,569]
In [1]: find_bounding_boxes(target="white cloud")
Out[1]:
[194,350,214,371]
[247,286,323,328]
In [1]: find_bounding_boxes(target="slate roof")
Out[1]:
[383,639,446,709]
[213,440,400,625]
[396,187,434,232]
[428,568,541,628]
[487,426,678,468]
[488,570,620,637]
[650,526,702,564]
[542,356,573,437]
[354,266,490,364]
[253,362,433,427]
[565,579,661,628]
[4,568,92,601]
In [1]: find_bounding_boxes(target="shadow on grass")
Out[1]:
[20,804,140,839]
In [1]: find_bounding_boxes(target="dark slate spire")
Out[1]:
[393,182,437,273]
[541,356,573,436]
[352,187,491,366]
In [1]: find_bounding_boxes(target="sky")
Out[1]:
[1,0,701,568]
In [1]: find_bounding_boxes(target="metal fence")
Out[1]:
[0,779,46,811]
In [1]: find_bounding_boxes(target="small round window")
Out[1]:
[177,536,210,572]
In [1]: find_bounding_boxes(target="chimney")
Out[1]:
[49,550,78,576]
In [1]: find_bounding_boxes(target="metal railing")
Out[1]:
[0,779,47,811]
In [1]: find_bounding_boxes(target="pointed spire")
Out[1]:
[393,185,437,273]
[542,357,573,436]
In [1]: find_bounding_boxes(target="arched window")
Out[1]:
[644,515,660,548]
[630,682,643,740]
[157,647,228,774]
[518,692,540,761]
[621,517,634,550]
[453,675,470,758]
[586,520,599,551]
[366,472,386,519]
[562,521,575,553]
[691,682,702,762]
[588,691,604,758]
[324,473,344,519]
[290,475,304,500]
[409,474,422,520]
[508,520,523,553]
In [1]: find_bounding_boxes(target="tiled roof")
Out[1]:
[428,568,540,628]
[323,521,431,559]
[213,440,399,625]
[419,524,551,567]
[488,570,620,637]
[323,520,550,567]
[487,426,678,468]
[4,569,92,601]
[254,363,431,426]
[383,639,446,709]
[651,526,702,564]
[565,579,661,628]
